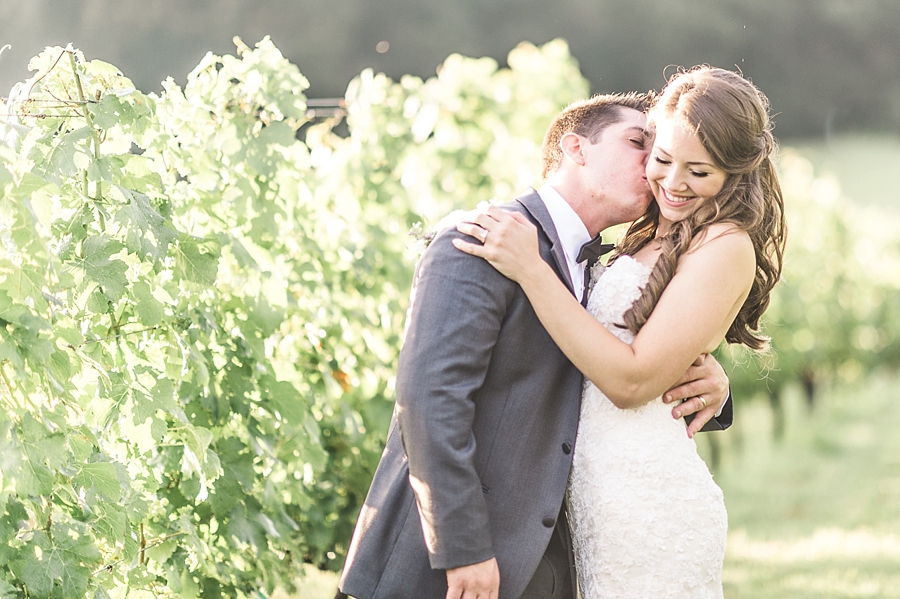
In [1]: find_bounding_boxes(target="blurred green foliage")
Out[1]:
[719,149,900,420]
[1,35,897,598]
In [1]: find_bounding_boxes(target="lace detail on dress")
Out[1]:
[568,256,727,599]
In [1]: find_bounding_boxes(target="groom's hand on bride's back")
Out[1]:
[663,354,730,438]
[446,557,500,599]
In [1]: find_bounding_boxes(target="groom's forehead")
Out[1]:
[599,109,646,140]
[616,108,647,130]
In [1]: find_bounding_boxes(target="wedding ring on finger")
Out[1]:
[481,229,489,243]
[697,395,707,409]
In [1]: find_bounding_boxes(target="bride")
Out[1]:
[454,66,786,598]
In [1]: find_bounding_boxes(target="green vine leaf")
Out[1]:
[173,234,220,286]
[69,235,128,301]
[111,186,177,265]
[10,526,101,599]
[0,579,18,599]
[29,126,93,185]
[73,462,122,499]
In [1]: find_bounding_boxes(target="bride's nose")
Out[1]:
[663,168,687,191]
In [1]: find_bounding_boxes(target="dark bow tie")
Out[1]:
[576,234,615,264]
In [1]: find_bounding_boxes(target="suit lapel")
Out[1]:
[516,189,576,295]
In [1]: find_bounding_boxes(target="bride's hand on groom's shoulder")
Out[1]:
[453,207,540,284]
[663,353,729,438]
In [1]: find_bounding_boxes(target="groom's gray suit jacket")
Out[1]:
[338,189,730,599]
[339,190,582,599]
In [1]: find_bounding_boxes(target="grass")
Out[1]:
[290,373,900,598]
[281,567,339,599]
[696,373,900,598]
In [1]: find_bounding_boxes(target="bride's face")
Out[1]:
[645,117,727,230]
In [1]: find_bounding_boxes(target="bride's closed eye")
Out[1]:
[653,156,710,178]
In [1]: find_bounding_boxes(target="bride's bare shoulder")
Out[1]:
[689,222,752,255]
[677,223,754,286]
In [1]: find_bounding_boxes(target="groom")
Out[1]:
[337,93,732,599]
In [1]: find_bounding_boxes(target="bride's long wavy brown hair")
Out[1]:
[617,66,787,350]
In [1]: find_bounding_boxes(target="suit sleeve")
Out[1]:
[694,390,734,432]
[395,225,518,571]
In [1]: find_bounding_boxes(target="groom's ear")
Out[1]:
[559,132,586,166]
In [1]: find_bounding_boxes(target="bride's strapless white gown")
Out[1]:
[567,256,727,599]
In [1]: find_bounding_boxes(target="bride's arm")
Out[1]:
[454,208,754,408]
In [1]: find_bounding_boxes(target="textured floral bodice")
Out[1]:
[566,255,727,599]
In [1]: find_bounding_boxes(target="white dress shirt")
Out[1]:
[536,185,592,300]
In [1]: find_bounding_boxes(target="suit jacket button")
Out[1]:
[542,516,555,528]
[562,442,572,454]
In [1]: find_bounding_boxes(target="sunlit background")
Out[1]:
[1,1,898,598]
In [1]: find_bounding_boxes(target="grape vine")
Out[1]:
[0,37,588,598]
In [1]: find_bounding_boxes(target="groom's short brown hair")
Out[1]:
[541,92,651,179]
